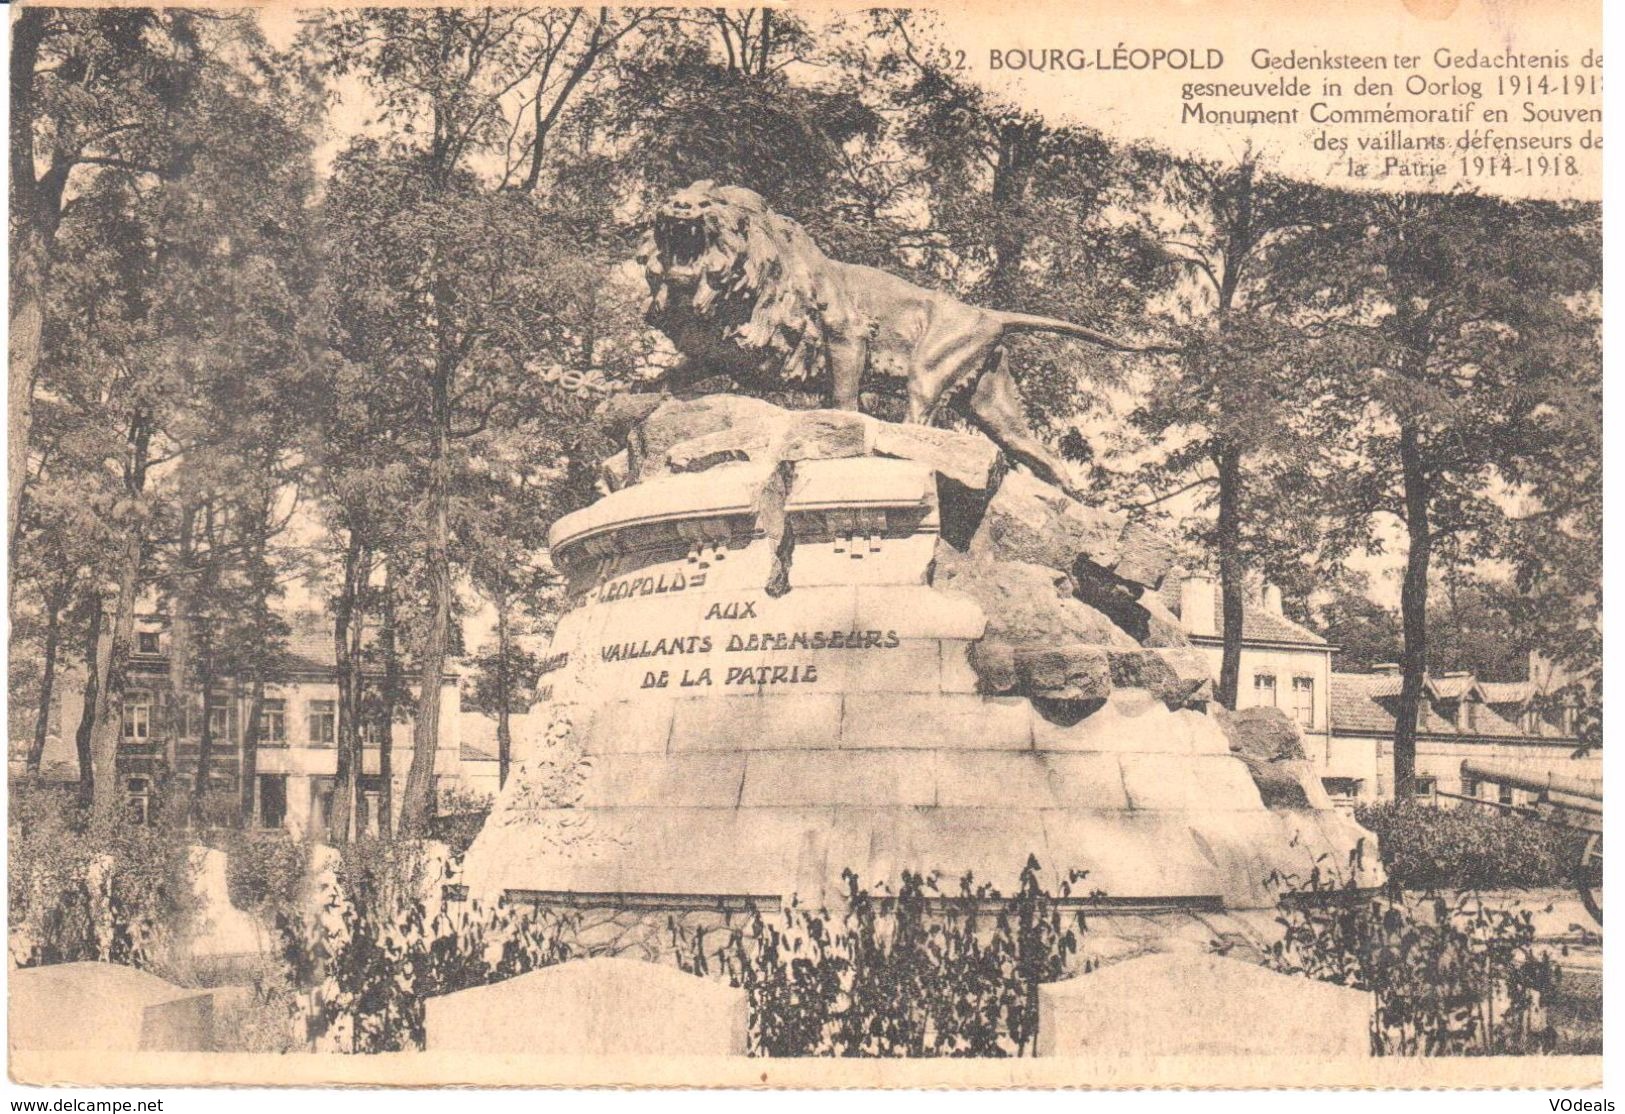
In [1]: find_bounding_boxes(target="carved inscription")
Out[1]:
[597,569,705,604]
[596,595,903,690]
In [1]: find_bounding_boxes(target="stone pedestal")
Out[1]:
[462,397,1379,912]
[425,957,746,1055]
[9,963,215,1052]
[1037,952,1373,1057]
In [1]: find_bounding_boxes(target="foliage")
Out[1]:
[277,842,576,1052]
[428,786,495,859]
[1274,191,1600,790]
[216,830,309,921]
[7,782,200,975]
[1312,573,1405,673]
[1268,882,1560,1055]
[1353,801,1588,891]
[682,857,1088,1057]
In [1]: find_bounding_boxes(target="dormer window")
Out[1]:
[1437,698,1458,728]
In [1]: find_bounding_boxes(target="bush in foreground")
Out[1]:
[1355,800,1588,890]
[1269,883,1560,1055]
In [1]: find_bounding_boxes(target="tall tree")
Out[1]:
[8,8,192,557]
[16,10,319,818]
[1125,150,1331,709]
[1276,192,1599,792]
[312,8,627,834]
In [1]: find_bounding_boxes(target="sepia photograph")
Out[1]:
[3,0,1605,1091]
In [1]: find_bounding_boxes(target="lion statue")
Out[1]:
[637,180,1154,500]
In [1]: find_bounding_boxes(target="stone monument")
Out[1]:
[460,182,1380,933]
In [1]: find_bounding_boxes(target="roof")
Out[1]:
[1330,673,1399,735]
[460,740,498,762]
[1331,671,1564,741]
[1160,580,1328,647]
[1480,680,1535,705]
[1429,673,1482,701]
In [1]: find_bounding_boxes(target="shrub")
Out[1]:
[685,857,1089,1057]
[429,785,493,858]
[1355,800,1587,890]
[275,838,576,1052]
[217,830,308,921]
[1268,882,1560,1055]
[8,782,201,975]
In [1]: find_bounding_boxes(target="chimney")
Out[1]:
[1372,663,1401,675]
[1180,573,1218,638]
[1262,583,1284,616]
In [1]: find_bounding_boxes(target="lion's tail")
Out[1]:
[995,311,1174,355]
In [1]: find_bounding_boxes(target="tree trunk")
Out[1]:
[402,508,450,835]
[1214,443,1245,710]
[167,502,197,754]
[377,561,399,837]
[400,363,454,836]
[238,503,273,829]
[240,672,264,828]
[190,663,215,824]
[495,598,513,788]
[89,418,151,822]
[74,601,105,807]
[26,587,64,777]
[330,533,365,844]
[1394,421,1430,800]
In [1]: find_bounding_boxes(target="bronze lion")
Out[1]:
[637,180,1150,500]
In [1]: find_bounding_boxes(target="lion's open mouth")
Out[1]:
[654,214,708,272]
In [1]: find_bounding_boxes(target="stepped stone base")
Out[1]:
[461,398,1381,913]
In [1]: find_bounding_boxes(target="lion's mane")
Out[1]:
[640,184,832,384]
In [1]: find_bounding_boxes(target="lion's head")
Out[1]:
[638,180,830,384]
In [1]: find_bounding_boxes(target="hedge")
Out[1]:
[1355,800,1588,891]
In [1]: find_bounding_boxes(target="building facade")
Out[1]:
[1330,663,1597,805]
[1163,573,1596,807]
[1160,573,1335,770]
[40,612,476,835]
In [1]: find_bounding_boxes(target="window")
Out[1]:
[137,631,160,654]
[1412,776,1437,799]
[1462,697,1478,731]
[361,718,385,746]
[260,699,286,745]
[308,700,336,746]
[121,692,152,740]
[126,777,153,826]
[1461,776,1481,799]
[1253,673,1276,708]
[207,691,233,741]
[1322,777,1362,800]
[1498,783,1516,807]
[1291,677,1315,728]
[258,774,288,829]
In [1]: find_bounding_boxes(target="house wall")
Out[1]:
[1193,640,1334,766]
[46,671,474,835]
[1332,732,1600,802]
